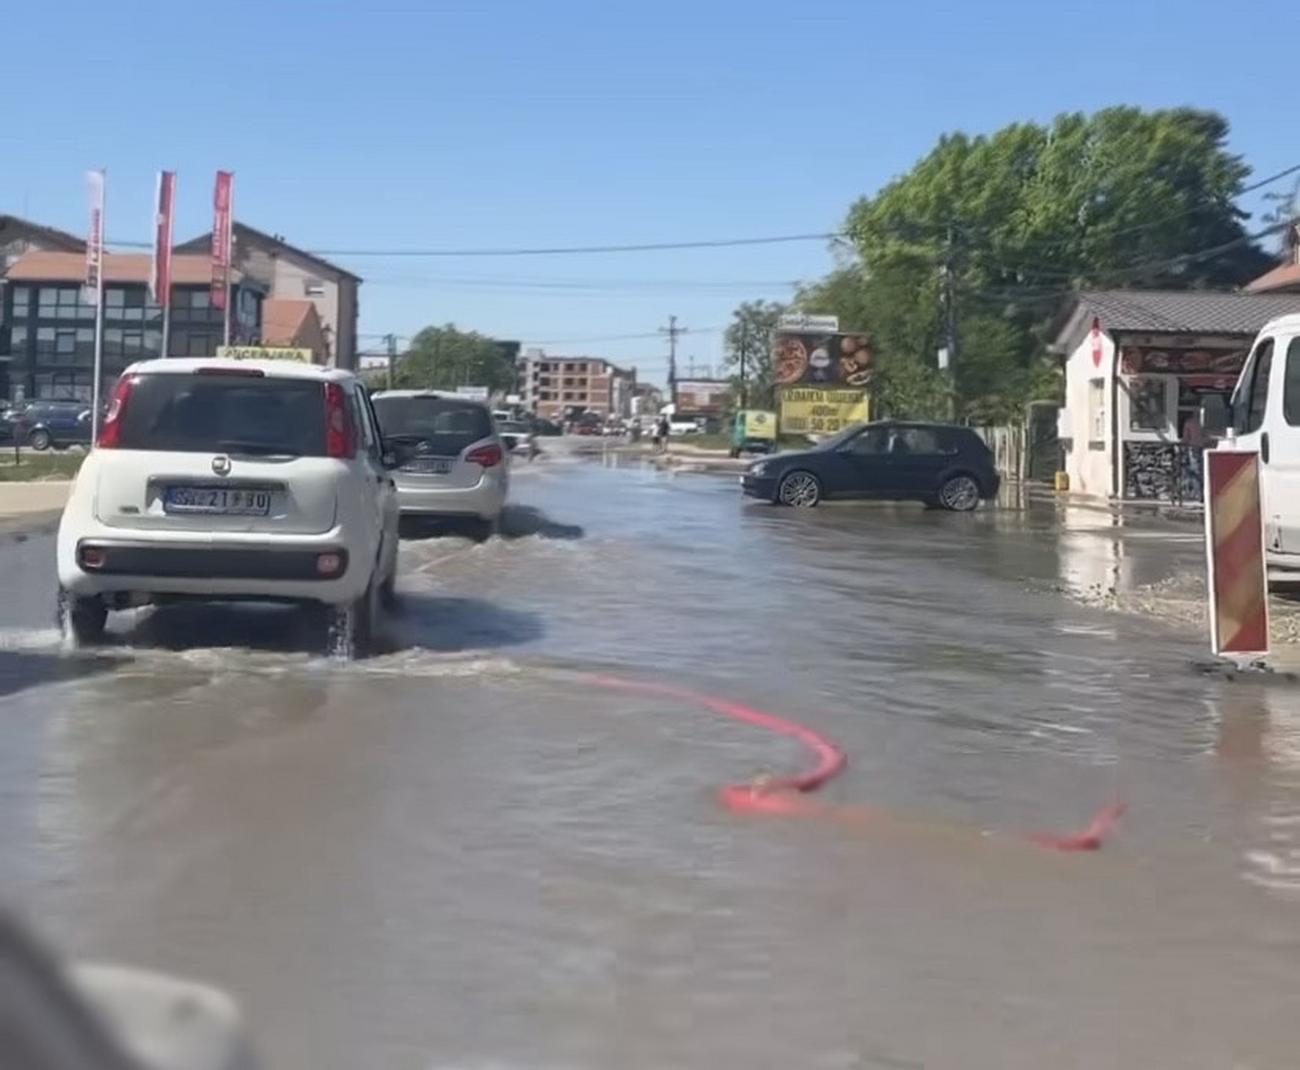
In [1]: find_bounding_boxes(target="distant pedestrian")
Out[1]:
[655,415,670,452]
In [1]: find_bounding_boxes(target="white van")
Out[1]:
[1206,313,1300,584]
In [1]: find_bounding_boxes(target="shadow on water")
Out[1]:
[385,594,544,653]
[0,648,122,698]
[499,504,584,540]
[115,602,328,656]
[399,504,584,543]
[110,596,544,658]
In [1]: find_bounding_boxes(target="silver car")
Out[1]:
[370,391,509,539]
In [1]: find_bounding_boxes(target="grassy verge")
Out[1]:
[0,451,86,481]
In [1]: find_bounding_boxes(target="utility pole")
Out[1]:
[941,225,960,421]
[739,334,748,407]
[384,333,396,390]
[658,315,686,408]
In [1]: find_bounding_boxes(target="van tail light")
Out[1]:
[323,382,355,459]
[466,443,503,468]
[97,375,137,449]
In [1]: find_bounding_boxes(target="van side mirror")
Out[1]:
[1201,396,1230,437]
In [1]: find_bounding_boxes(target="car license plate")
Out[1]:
[407,458,453,474]
[163,486,272,516]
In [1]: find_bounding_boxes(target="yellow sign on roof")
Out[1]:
[215,345,313,363]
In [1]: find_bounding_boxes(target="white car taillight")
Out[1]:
[96,375,139,448]
[323,383,355,459]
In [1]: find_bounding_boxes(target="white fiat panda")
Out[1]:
[56,358,401,658]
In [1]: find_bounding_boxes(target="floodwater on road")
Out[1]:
[2,448,1300,1069]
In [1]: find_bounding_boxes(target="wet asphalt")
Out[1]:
[1,445,1299,1069]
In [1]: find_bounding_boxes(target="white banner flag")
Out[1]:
[85,170,105,303]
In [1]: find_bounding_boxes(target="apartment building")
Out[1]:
[0,251,263,403]
[519,348,636,420]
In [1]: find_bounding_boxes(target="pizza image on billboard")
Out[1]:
[774,336,809,385]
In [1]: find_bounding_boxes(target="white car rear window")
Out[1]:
[372,396,492,455]
[115,373,328,456]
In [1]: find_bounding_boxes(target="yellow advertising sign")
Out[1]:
[779,387,869,435]
[215,345,313,363]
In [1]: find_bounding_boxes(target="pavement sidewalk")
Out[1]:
[0,481,70,533]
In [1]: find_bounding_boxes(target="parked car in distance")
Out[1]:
[668,417,701,436]
[741,420,1000,511]
[533,418,563,437]
[56,359,401,658]
[370,390,508,539]
[0,404,25,443]
[15,399,95,450]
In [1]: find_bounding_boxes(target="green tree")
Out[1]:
[835,107,1271,420]
[722,299,786,407]
[394,324,516,392]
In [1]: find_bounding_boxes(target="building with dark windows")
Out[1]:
[0,251,263,403]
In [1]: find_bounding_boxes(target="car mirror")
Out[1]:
[1200,396,1229,437]
[381,444,410,469]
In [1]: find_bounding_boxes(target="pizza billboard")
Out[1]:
[772,330,873,388]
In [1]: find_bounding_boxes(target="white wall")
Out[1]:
[1061,331,1116,497]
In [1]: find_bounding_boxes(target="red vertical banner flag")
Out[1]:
[1204,449,1270,658]
[211,170,233,310]
[150,171,176,307]
[85,170,105,300]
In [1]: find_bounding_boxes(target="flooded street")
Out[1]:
[3,449,1300,1068]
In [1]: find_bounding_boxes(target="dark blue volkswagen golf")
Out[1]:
[741,421,1000,511]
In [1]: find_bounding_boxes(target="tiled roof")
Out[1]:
[1072,289,1300,335]
[1245,261,1300,294]
[261,298,316,345]
[1,250,243,285]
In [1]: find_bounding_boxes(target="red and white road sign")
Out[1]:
[1204,449,1269,657]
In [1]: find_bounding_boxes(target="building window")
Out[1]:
[1128,376,1171,433]
[303,277,325,297]
[1088,378,1106,445]
[37,286,94,321]
[11,286,30,320]
[106,286,163,324]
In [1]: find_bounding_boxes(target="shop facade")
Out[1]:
[1056,291,1300,503]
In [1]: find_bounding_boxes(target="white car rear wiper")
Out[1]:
[217,440,300,457]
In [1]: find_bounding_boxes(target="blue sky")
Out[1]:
[4,0,1295,385]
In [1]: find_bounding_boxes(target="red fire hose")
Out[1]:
[585,673,1125,852]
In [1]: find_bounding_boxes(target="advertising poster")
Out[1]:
[779,387,869,435]
[772,331,874,387]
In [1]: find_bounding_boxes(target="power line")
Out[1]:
[109,232,836,256]
[307,233,835,257]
